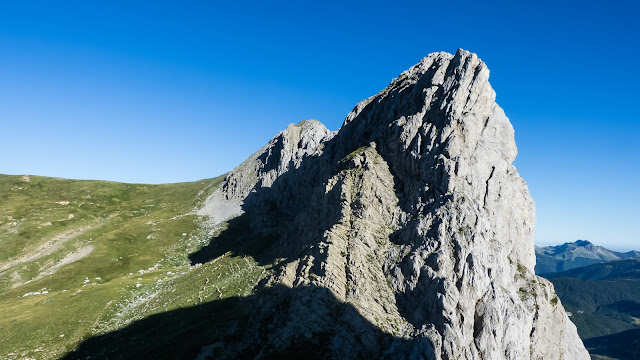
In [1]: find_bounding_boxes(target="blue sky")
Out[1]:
[1,1,638,249]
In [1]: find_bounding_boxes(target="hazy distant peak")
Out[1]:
[535,240,640,274]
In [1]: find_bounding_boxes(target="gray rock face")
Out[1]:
[196,120,332,225]
[220,119,333,201]
[198,49,589,359]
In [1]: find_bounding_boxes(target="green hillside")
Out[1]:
[544,259,640,359]
[0,174,265,359]
[544,258,640,281]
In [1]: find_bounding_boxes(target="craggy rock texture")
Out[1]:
[197,49,589,359]
[196,120,332,226]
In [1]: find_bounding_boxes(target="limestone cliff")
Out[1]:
[196,49,589,359]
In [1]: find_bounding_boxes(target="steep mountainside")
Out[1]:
[542,259,640,359]
[4,49,588,360]
[536,240,640,274]
[181,49,587,359]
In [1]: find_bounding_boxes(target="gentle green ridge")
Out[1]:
[0,174,265,359]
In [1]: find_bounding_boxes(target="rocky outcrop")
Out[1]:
[197,49,589,359]
[196,120,332,225]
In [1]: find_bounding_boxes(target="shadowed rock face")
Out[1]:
[191,49,589,359]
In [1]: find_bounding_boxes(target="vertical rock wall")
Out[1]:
[199,49,589,359]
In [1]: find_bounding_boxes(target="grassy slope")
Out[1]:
[0,174,265,359]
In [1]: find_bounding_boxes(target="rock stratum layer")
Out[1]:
[197,49,589,359]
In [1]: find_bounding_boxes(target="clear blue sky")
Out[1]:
[1,1,638,249]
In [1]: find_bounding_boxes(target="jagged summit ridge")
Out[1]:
[196,119,332,225]
[197,49,588,359]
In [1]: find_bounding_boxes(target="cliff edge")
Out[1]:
[196,49,589,359]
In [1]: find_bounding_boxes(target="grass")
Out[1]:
[344,146,369,161]
[0,173,267,359]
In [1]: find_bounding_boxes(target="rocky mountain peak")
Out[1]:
[196,50,588,359]
[574,239,592,247]
[536,240,640,274]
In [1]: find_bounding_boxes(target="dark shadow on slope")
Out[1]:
[60,284,428,360]
[60,289,247,359]
[583,328,640,360]
[188,123,367,270]
[187,169,346,270]
[189,60,455,271]
[187,66,461,338]
[67,55,485,360]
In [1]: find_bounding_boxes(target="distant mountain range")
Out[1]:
[544,257,640,281]
[535,240,640,274]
